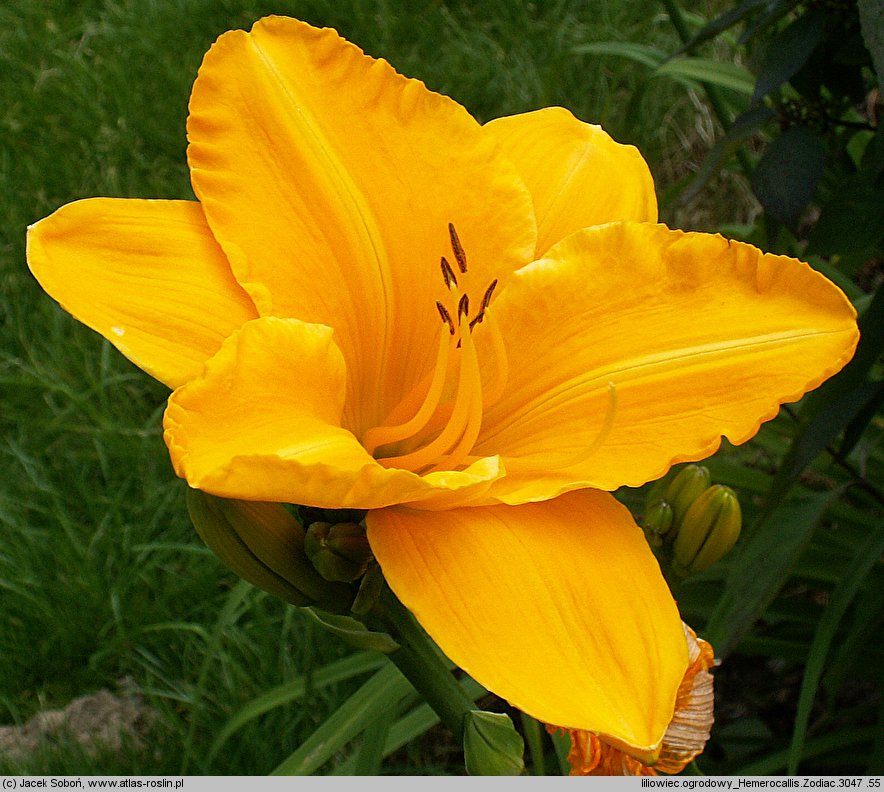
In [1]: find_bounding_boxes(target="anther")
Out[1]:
[468,279,498,330]
[436,301,455,335]
[448,222,468,273]
[458,294,470,323]
[481,279,498,311]
[440,256,458,289]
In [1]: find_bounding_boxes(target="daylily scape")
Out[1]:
[27,16,858,774]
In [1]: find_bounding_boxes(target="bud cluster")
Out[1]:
[642,465,742,577]
[187,492,383,617]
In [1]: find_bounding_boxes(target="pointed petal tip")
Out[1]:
[367,489,688,750]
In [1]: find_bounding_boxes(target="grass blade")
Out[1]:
[655,57,756,95]
[207,651,387,764]
[571,41,665,69]
[787,519,884,773]
[271,662,412,775]
[706,490,838,657]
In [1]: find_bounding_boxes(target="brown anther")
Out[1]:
[481,279,498,311]
[468,280,498,331]
[436,301,455,335]
[457,294,470,323]
[440,256,458,289]
[448,222,468,273]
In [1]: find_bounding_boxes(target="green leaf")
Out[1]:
[304,607,400,653]
[571,41,665,69]
[738,0,802,45]
[330,675,489,775]
[788,519,884,773]
[655,57,756,95]
[808,169,884,256]
[736,726,878,775]
[463,711,526,776]
[763,284,884,501]
[352,713,393,776]
[271,662,413,775]
[858,0,884,94]
[823,572,884,696]
[207,651,387,765]
[753,8,827,101]
[751,125,826,229]
[674,0,771,54]
[706,490,838,657]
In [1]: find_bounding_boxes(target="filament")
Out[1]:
[380,326,483,472]
[362,326,454,455]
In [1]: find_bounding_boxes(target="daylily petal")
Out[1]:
[366,489,688,756]
[474,222,859,502]
[186,16,536,434]
[163,316,504,509]
[484,107,657,256]
[26,198,256,388]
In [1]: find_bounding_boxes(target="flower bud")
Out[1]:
[351,563,385,616]
[186,489,351,611]
[463,711,525,776]
[672,484,741,575]
[665,464,711,526]
[305,521,372,582]
[643,498,674,544]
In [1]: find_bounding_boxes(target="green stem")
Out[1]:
[520,712,546,775]
[661,0,754,179]
[378,587,477,741]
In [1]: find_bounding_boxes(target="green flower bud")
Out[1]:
[672,484,742,575]
[185,489,351,611]
[351,563,385,616]
[643,498,675,543]
[463,711,525,776]
[325,522,373,564]
[665,464,712,526]
[305,521,372,583]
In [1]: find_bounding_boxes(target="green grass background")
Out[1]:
[1,0,879,776]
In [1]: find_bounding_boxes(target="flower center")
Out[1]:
[362,223,507,474]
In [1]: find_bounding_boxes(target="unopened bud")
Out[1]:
[305,522,372,582]
[463,711,525,776]
[665,465,712,526]
[672,485,742,575]
[351,563,384,616]
[185,490,351,611]
[643,498,674,544]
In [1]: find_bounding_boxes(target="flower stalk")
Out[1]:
[377,586,478,743]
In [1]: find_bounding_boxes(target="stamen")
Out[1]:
[457,294,470,323]
[469,279,498,330]
[479,312,509,408]
[448,222,468,273]
[380,328,483,472]
[481,279,498,311]
[428,330,485,472]
[436,301,455,335]
[362,327,455,455]
[440,256,458,289]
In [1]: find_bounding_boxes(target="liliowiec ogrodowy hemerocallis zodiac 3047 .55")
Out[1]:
[26,16,859,775]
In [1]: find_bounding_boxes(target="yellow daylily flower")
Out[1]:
[27,16,858,767]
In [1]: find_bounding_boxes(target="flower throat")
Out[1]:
[362,223,507,474]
